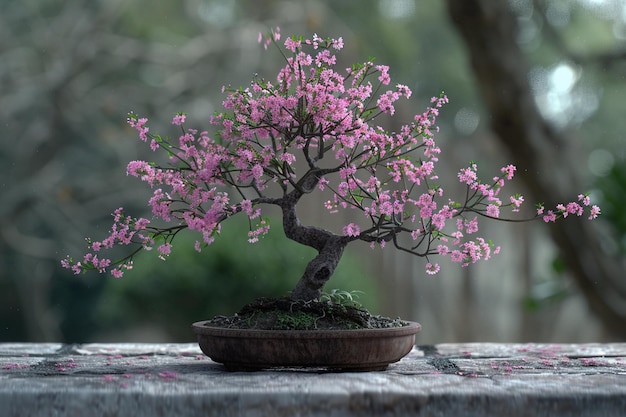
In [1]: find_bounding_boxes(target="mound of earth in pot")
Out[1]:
[204,297,408,330]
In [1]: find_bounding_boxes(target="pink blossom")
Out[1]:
[377,91,399,115]
[318,177,329,191]
[247,219,270,243]
[172,114,186,125]
[510,195,524,212]
[589,205,601,219]
[284,37,301,53]
[339,165,357,179]
[429,213,445,231]
[486,204,500,218]
[543,210,557,223]
[134,218,150,231]
[458,166,477,185]
[425,263,440,275]
[396,84,412,99]
[566,202,583,216]
[337,182,349,197]
[126,160,153,180]
[437,245,450,255]
[157,243,172,260]
[343,223,361,237]
[280,152,296,165]
[465,217,479,234]
[149,189,172,221]
[579,194,591,206]
[128,116,150,142]
[501,164,516,180]
[450,250,465,263]
[60,256,71,269]
[375,65,391,85]
[71,263,82,275]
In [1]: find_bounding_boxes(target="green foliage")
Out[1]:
[94,216,379,341]
[320,289,364,309]
[595,161,626,253]
[522,256,569,312]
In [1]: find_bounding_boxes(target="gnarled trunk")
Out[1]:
[291,234,348,301]
[275,174,352,301]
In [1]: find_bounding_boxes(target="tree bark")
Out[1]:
[446,0,626,338]
[290,234,348,301]
[277,175,351,301]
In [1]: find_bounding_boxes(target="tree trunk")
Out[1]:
[277,184,351,301]
[446,0,626,338]
[291,235,348,301]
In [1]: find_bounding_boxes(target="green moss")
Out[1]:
[275,310,318,330]
[205,297,407,331]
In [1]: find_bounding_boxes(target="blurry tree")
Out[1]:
[447,0,626,337]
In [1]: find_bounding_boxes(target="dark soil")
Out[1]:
[204,297,408,330]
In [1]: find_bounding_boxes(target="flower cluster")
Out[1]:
[539,194,600,222]
[62,29,599,280]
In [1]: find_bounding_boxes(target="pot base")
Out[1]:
[222,362,390,372]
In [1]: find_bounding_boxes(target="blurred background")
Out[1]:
[1,0,625,344]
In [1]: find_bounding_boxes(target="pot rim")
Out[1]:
[192,320,421,339]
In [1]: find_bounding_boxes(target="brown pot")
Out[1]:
[192,320,421,371]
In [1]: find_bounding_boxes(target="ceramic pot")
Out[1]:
[192,320,421,371]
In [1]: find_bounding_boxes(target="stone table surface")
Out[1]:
[1,342,625,416]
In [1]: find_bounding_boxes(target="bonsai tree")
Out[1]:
[62,29,599,305]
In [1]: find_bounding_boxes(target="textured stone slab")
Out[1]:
[0,343,64,356]
[1,343,625,416]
